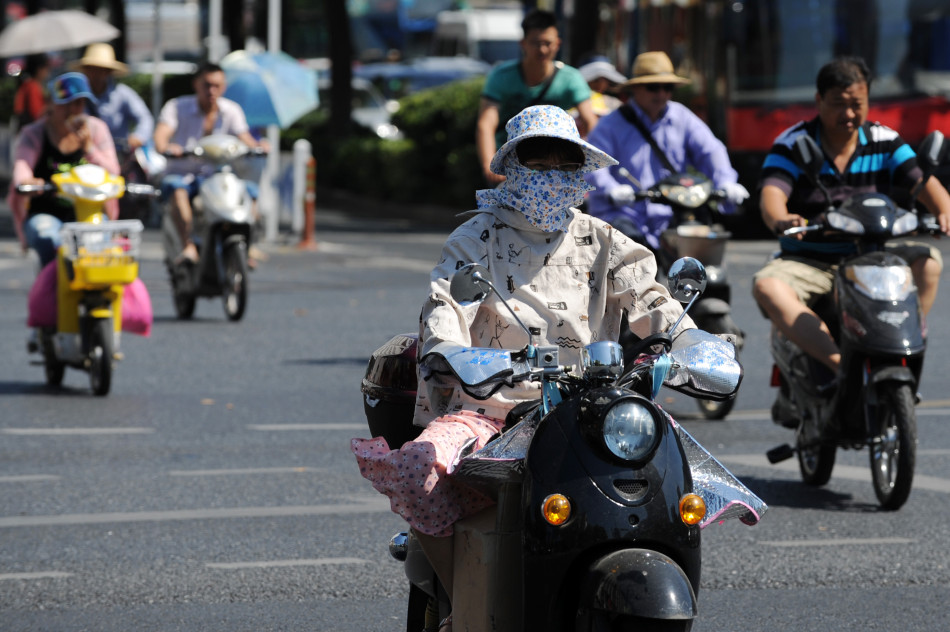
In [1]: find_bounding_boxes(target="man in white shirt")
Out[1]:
[153,62,266,263]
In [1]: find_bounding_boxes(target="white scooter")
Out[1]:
[159,134,264,321]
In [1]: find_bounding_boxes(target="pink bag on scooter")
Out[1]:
[27,261,153,337]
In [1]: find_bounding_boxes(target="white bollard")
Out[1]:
[292,139,312,235]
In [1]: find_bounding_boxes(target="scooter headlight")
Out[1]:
[846,265,914,301]
[58,181,123,202]
[602,400,659,462]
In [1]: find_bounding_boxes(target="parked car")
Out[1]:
[317,76,402,140]
[353,56,491,99]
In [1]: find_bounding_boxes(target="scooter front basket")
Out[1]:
[60,220,144,290]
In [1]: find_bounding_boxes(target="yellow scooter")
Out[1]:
[20,163,155,395]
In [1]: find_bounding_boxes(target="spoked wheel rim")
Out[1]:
[869,384,916,510]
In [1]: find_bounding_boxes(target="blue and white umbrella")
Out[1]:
[221,50,319,129]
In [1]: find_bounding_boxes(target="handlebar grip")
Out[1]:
[125,183,160,197]
[16,183,53,194]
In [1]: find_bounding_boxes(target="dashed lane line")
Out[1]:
[0,474,59,483]
[758,537,916,547]
[1,427,154,436]
[168,467,320,477]
[0,498,391,529]
[247,423,364,431]
[718,454,950,494]
[206,557,367,570]
[0,571,72,581]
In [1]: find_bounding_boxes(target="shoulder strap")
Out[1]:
[618,104,676,173]
[527,61,562,107]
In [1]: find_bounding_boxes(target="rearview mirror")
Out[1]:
[667,257,707,303]
[450,263,492,305]
[791,135,824,178]
[917,130,946,174]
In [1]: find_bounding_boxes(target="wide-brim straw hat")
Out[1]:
[72,43,128,76]
[489,105,617,176]
[623,51,690,87]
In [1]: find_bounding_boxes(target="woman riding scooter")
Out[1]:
[9,72,120,266]
[351,105,696,631]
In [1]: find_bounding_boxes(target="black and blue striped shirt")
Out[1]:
[759,116,922,255]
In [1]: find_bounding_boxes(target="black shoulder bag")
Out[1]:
[618,104,676,172]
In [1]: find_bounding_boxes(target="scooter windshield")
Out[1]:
[672,421,767,528]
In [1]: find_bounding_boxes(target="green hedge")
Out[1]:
[287,76,486,209]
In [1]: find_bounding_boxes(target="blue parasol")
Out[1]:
[221,50,319,129]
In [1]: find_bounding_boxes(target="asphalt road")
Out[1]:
[1,206,950,631]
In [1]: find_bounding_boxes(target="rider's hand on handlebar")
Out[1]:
[774,214,807,239]
[17,177,45,196]
[165,143,184,157]
[722,182,750,205]
[608,184,637,206]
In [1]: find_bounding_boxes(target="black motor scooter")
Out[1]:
[765,131,946,510]
[615,170,744,419]
[362,258,767,632]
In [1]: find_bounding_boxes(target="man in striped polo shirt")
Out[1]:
[752,56,950,383]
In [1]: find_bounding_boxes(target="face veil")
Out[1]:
[476,153,594,232]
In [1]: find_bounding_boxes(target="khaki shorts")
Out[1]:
[753,240,943,310]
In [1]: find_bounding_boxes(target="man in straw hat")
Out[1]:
[584,51,748,249]
[74,43,153,153]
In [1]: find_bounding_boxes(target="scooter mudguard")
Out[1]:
[579,548,697,620]
[868,365,917,387]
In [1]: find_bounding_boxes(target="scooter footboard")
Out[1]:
[579,549,696,620]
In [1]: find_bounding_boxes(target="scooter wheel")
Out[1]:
[696,397,735,421]
[869,383,916,510]
[88,318,114,396]
[222,241,248,321]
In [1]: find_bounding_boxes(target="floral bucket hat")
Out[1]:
[489,105,617,176]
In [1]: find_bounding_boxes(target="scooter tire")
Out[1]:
[88,318,113,397]
[41,332,65,387]
[222,241,248,321]
[797,440,835,486]
[869,383,916,510]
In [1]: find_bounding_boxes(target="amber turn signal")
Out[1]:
[679,493,706,526]
[542,493,572,526]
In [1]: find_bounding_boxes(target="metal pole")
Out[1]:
[208,0,225,62]
[150,0,164,121]
[262,0,282,242]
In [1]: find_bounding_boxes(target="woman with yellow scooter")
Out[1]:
[9,73,154,395]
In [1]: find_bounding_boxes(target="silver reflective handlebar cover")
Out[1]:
[665,329,742,399]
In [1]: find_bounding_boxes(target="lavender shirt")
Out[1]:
[584,99,738,247]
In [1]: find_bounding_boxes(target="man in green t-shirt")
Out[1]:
[476,9,596,186]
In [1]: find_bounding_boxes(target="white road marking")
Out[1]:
[206,557,367,570]
[718,454,950,494]
[0,571,72,581]
[720,407,950,422]
[759,537,915,548]
[247,423,364,431]
[168,467,319,477]
[0,499,391,529]
[1,427,154,436]
[0,475,59,483]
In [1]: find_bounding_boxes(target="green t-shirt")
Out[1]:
[482,60,592,148]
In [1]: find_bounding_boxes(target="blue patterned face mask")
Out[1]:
[476,154,594,233]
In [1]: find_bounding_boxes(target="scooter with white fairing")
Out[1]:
[614,169,743,419]
[160,134,265,321]
[362,258,767,632]
[764,130,946,510]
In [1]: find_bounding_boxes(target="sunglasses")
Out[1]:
[645,83,676,93]
[522,160,585,173]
